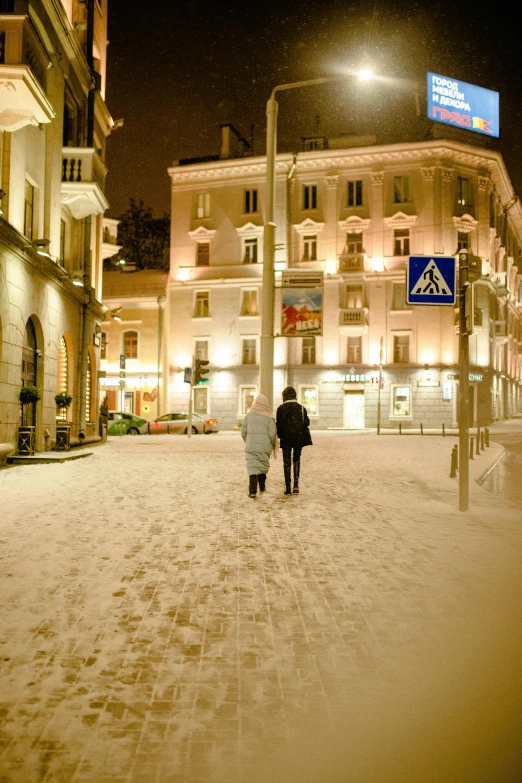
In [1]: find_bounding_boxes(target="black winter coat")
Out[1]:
[276,400,313,449]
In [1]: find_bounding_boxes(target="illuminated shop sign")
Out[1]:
[321,374,369,384]
[427,72,499,138]
[447,373,484,382]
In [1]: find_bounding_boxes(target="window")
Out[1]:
[86,352,93,422]
[60,220,66,266]
[302,336,316,364]
[0,2,15,13]
[391,283,407,310]
[457,232,469,251]
[299,386,318,416]
[347,336,362,364]
[240,386,256,415]
[240,289,258,316]
[346,232,363,254]
[303,235,317,261]
[56,337,69,421]
[193,386,208,416]
[196,192,210,219]
[123,331,138,359]
[347,180,363,207]
[303,185,317,210]
[242,338,256,365]
[393,334,410,363]
[394,229,410,256]
[196,242,210,266]
[244,189,258,213]
[24,180,34,239]
[195,340,208,360]
[194,291,210,318]
[243,237,258,264]
[100,331,107,360]
[344,284,363,309]
[457,176,470,206]
[393,175,410,203]
[391,385,411,417]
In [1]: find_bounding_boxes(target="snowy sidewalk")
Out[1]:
[0,432,521,783]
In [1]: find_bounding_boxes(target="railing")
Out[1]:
[339,308,367,326]
[62,148,106,190]
[338,253,364,273]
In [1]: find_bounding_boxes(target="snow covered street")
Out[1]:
[0,431,521,782]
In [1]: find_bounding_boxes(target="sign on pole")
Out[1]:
[119,354,126,370]
[406,256,456,306]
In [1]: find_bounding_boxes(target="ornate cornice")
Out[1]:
[370,171,385,185]
[293,218,325,235]
[236,221,264,238]
[325,175,339,188]
[441,167,454,181]
[188,226,216,241]
[421,167,436,181]
[338,216,371,233]
[383,211,418,229]
[453,213,478,233]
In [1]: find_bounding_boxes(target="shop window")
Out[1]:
[299,386,318,416]
[391,385,412,418]
[240,386,256,415]
[193,386,208,415]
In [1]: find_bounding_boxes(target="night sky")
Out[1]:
[104,0,522,219]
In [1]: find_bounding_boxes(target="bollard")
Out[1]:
[485,427,490,447]
[480,430,484,450]
[469,437,474,459]
[442,423,445,437]
[450,445,458,478]
[399,422,402,435]
[476,427,480,454]
[420,423,423,436]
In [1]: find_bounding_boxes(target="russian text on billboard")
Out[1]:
[427,72,499,138]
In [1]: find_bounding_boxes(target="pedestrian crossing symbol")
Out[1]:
[406,255,456,306]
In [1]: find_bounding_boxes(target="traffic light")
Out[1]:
[194,358,209,385]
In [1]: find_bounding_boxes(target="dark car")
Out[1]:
[149,412,219,435]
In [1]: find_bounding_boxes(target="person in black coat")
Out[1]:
[276,386,312,495]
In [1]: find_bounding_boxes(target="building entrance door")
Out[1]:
[344,391,365,429]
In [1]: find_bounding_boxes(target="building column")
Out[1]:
[421,166,436,254]
[370,171,384,260]
[325,174,338,265]
[441,167,454,254]
[477,173,491,261]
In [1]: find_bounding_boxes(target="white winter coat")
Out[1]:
[241,411,276,475]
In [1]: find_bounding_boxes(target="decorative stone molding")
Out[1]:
[453,213,478,233]
[421,167,436,181]
[338,216,371,233]
[188,226,216,241]
[383,211,418,229]
[441,167,454,181]
[325,175,339,189]
[236,222,264,238]
[293,218,325,235]
[370,171,385,185]
[477,175,490,191]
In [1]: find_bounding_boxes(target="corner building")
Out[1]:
[0,0,114,453]
[167,130,522,431]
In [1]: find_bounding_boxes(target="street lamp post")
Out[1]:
[260,75,366,405]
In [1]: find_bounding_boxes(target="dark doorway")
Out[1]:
[21,318,37,425]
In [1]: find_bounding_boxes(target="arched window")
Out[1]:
[21,318,37,425]
[57,337,68,421]
[123,330,138,359]
[86,352,92,423]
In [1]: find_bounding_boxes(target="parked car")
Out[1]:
[149,412,219,435]
[107,411,149,435]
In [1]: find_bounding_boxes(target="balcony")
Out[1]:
[61,148,109,219]
[339,308,368,327]
[339,253,365,273]
[493,321,507,338]
[0,15,55,131]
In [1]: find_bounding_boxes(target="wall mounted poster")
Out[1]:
[281,287,323,336]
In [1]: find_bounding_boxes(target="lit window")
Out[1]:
[344,284,363,309]
[194,291,210,318]
[391,283,407,310]
[196,242,210,266]
[393,334,410,363]
[346,232,363,254]
[243,238,258,264]
[242,338,256,365]
[300,386,318,415]
[393,175,410,204]
[56,337,69,421]
[241,386,256,415]
[457,232,469,251]
[195,192,210,219]
[123,331,138,359]
[347,180,363,207]
[391,385,411,417]
[24,179,34,239]
[394,229,410,256]
[303,235,317,261]
[457,176,470,206]
[303,185,317,210]
[240,289,259,316]
[244,189,258,213]
[100,331,108,360]
[347,336,362,364]
[302,336,315,364]
[193,386,208,415]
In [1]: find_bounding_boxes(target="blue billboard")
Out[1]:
[427,72,499,138]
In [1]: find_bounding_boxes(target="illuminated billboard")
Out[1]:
[427,72,499,138]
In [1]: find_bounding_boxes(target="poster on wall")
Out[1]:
[281,271,323,336]
[427,72,499,138]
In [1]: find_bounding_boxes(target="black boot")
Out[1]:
[292,460,300,494]
[249,475,257,498]
[284,463,292,495]
[258,474,266,493]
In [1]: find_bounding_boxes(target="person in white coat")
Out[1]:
[241,394,278,498]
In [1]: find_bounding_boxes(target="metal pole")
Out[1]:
[260,95,278,407]
[458,251,470,511]
[377,336,383,434]
[187,355,194,439]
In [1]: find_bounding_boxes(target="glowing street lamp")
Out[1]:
[260,70,374,404]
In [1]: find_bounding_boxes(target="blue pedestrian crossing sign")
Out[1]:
[406,255,456,306]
